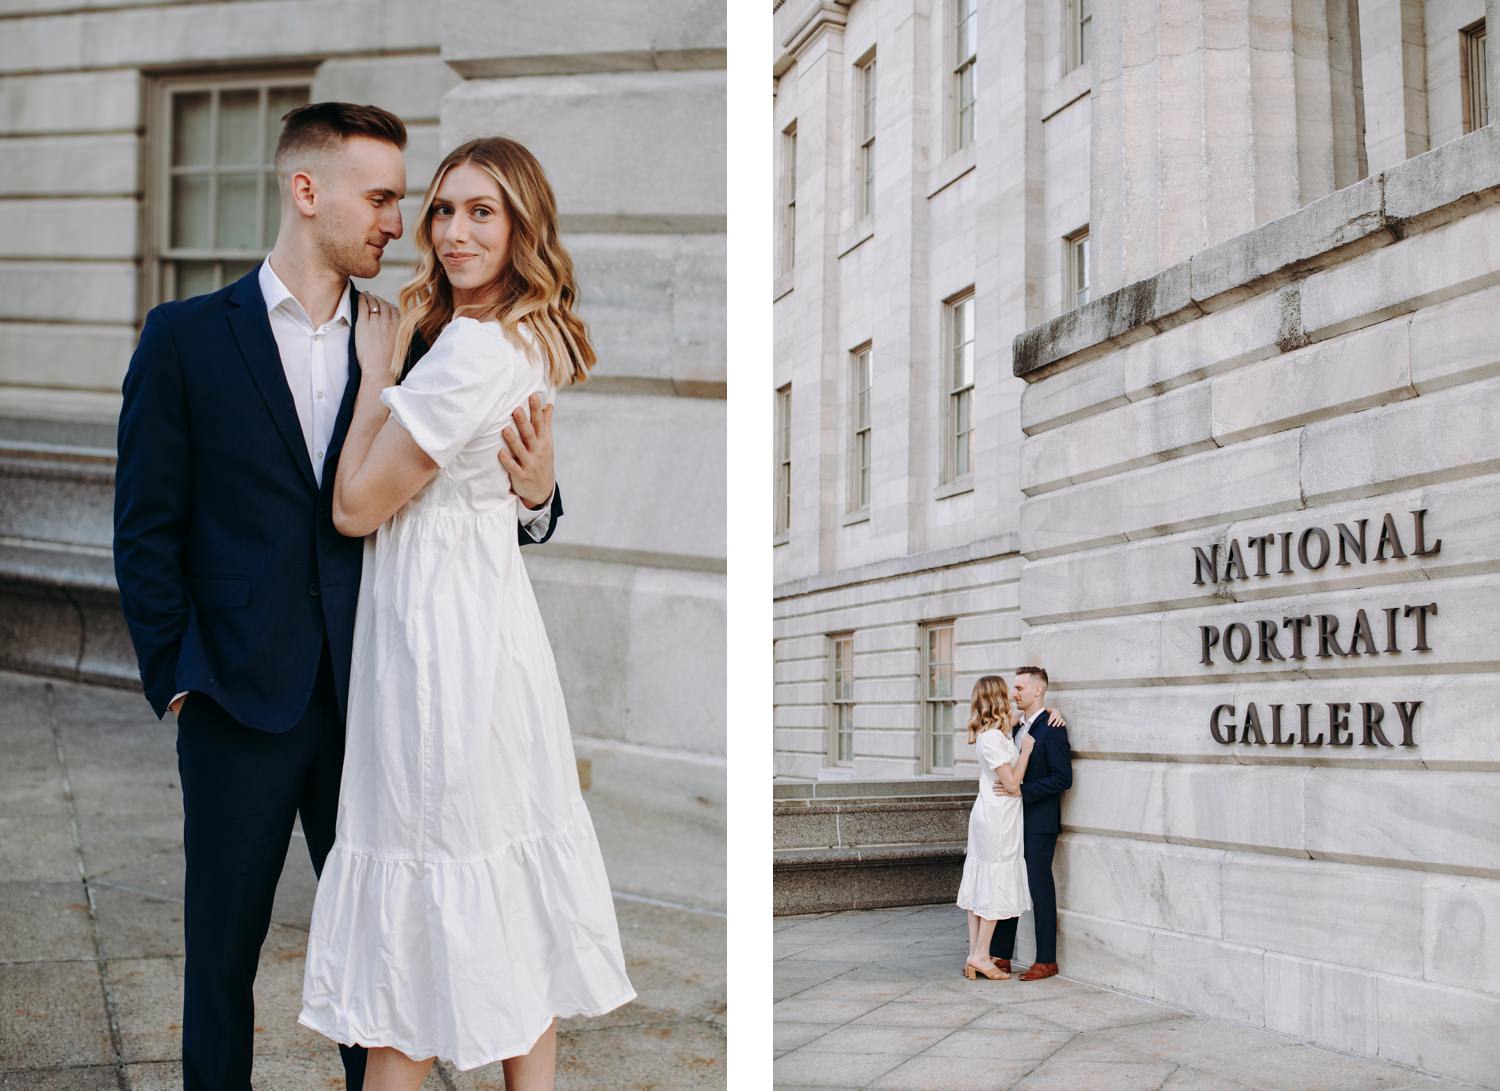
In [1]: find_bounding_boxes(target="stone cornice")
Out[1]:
[773,0,849,76]
[1013,124,1500,381]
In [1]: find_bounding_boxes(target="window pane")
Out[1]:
[222,260,257,284]
[266,86,308,156]
[174,261,218,299]
[172,91,213,166]
[170,174,212,248]
[216,172,259,250]
[218,89,261,166]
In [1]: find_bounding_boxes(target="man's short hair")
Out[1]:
[274,102,407,173]
[1017,665,1049,688]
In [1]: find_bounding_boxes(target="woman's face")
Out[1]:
[430,162,512,306]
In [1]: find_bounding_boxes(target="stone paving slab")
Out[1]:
[774,906,1479,1091]
[0,671,724,1089]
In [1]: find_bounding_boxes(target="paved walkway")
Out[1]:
[0,671,724,1089]
[774,905,1475,1090]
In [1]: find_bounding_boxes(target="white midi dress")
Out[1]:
[955,729,1032,921]
[298,317,635,1070]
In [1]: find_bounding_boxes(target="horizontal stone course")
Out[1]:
[0,70,139,133]
[0,134,138,196]
[0,197,137,260]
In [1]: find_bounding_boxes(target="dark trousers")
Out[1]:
[175,646,366,1091]
[989,830,1059,964]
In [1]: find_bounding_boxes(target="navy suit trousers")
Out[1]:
[175,645,366,1091]
[988,829,1059,964]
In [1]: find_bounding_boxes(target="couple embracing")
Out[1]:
[113,102,634,1090]
[956,666,1073,982]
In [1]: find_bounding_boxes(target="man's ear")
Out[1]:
[289,170,317,217]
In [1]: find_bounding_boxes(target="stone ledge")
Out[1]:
[773,535,1019,601]
[1014,125,1500,381]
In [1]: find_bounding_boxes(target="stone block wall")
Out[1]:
[1012,126,1500,1087]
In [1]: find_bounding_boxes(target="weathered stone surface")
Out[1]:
[0,323,134,392]
[1062,760,1166,839]
[1222,857,1424,974]
[1150,932,1263,1025]
[1377,973,1500,1086]
[1161,765,1307,854]
[1018,353,1127,434]
[1408,282,1500,394]
[441,0,724,76]
[1021,382,1215,495]
[442,71,725,230]
[1305,769,1500,875]
[0,198,137,260]
[1117,289,1286,399]
[0,261,135,325]
[0,961,114,1068]
[1054,909,1156,995]
[1299,201,1500,341]
[1262,953,1380,1056]
[0,70,140,133]
[0,134,138,196]
[1020,431,1302,558]
[1056,834,1221,937]
[1421,875,1500,996]
[1299,375,1500,504]
[1210,314,1414,445]
[1383,123,1500,225]
[311,55,460,122]
[1189,177,1388,304]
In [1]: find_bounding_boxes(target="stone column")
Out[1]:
[1090,0,1361,294]
[1356,0,1429,173]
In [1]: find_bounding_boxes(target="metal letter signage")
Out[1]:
[1191,510,1439,749]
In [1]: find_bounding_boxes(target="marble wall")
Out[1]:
[1014,127,1500,1087]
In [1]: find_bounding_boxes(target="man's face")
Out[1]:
[1013,673,1042,709]
[308,135,407,280]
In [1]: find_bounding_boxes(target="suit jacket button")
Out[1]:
[308,582,321,597]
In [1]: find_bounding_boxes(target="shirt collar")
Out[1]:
[259,256,352,328]
[1025,707,1047,729]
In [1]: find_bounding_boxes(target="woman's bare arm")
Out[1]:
[331,295,439,538]
[995,729,1034,793]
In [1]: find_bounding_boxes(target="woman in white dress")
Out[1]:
[298,137,634,1089]
[956,675,1035,980]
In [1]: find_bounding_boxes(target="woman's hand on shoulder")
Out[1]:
[356,293,398,378]
[1045,706,1067,729]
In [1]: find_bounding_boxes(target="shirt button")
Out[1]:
[308,582,321,597]
[316,391,325,400]
[315,450,324,460]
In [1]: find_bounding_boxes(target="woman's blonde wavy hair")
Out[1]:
[967,675,1013,745]
[391,136,595,389]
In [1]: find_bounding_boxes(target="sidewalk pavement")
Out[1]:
[0,670,724,1089]
[774,905,1476,1091]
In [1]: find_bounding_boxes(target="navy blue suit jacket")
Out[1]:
[113,265,563,732]
[1018,711,1073,835]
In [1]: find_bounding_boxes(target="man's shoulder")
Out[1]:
[146,282,238,329]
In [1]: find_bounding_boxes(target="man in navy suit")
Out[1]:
[989,664,1072,979]
[113,103,564,1091]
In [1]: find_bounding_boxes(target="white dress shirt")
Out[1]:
[1013,706,1048,747]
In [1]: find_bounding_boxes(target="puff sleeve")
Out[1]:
[380,317,528,469]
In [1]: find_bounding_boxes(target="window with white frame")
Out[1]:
[951,0,978,153]
[775,384,792,535]
[154,75,310,304]
[855,53,877,220]
[848,345,872,513]
[779,123,798,276]
[922,622,957,771]
[829,633,855,765]
[1068,0,1093,71]
[943,291,975,482]
[1463,20,1489,133]
[1066,228,1091,311]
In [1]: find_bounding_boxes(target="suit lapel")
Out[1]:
[322,284,363,498]
[225,266,319,493]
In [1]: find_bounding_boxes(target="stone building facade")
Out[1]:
[773,0,1499,1083]
[0,0,726,864]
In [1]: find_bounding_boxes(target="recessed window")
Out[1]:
[951,0,978,153]
[943,291,975,482]
[848,345,872,513]
[1068,0,1094,71]
[855,53,877,220]
[829,633,855,765]
[1066,228,1091,311]
[154,75,310,303]
[774,383,792,536]
[922,622,957,772]
[779,122,798,276]
[1463,20,1489,133]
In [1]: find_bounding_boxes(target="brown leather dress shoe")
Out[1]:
[990,958,1012,973]
[1019,962,1059,980]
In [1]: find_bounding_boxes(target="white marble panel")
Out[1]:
[1118,289,1285,398]
[1063,759,1167,839]
[0,198,136,260]
[0,70,140,134]
[1299,375,1500,505]
[311,56,460,123]
[1221,857,1425,975]
[0,134,138,196]
[1162,765,1307,854]
[1377,974,1500,1086]
[1422,875,1500,996]
[1056,833,1222,937]
[1054,908,1156,995]
[1305,769,1500,874]
[0,260,134,324]
[1263,952,1380,1055]
[1151,931,1263,1024]
[1408,281,1500,394]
